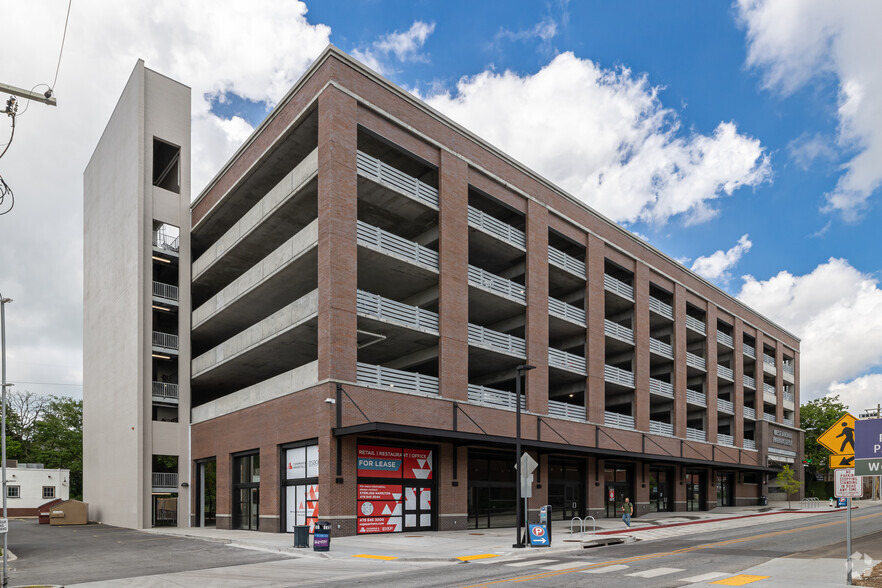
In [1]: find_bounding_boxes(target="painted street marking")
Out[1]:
[505,559,557,567]
[711,575,770,586]
[351,554,398,560]
[541,562,585,571]
[625,567,684,578]
[458,554,501,562]
[582,564,630,573]
[680,572,728,583]
[475,557,521,565]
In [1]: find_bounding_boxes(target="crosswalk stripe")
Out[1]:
[541,563,585,571]
[680,572,728,582]
[625,567,684,578]
[582,564,630,574]
[505,559,557,567]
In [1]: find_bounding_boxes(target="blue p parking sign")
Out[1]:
[528,524,549,547]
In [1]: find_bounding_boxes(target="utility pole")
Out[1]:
[1,293,12,588]
[0,83,57,107]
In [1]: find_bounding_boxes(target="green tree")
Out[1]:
[30,397,83,500]
[776,464,804,509]
[800,395,848,477]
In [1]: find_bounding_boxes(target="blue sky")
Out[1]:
[1,1,880,413]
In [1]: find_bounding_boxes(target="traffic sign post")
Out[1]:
[818,414,859,586]
[817,413,857,469]
[834,468,861,585]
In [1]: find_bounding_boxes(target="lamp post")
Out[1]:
[513,364,535,548]
[1,293,11,588]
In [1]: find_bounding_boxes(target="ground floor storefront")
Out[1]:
[190,432,775,536]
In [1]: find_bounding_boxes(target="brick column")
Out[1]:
[755,331,766,420]
[317,87,358,383]
[776,341,785,422]
[633,263,651,432]
[438,151,469,401]
[586,235,606,423]
[259,443,280,532]
[733,319,745,446]
[673,284,688,438]
[793,351,801,427]
[706,305,719,444]
[525,200,549,414]
[216,454,232,530]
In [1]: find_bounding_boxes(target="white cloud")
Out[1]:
[738,258,882,398]
[827,375,882,418]
[495,16,558,44]
[0,0,331,398]
[738,0,882,219]
[353,20,435,75]
[787,132,837,170]
[425,52,770,225]
[691,234,752,283]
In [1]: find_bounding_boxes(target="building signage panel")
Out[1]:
[357,445,403,478]
[306,444,319,478]
[357,516,403,534]
[834,468,862,498]
[286,444,318,480]
[286,484,319,533]
[357,483,402,502]
[855,419,882,475]
[403,448,433,479]
[287,447,306,479]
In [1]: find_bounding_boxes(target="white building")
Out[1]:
[83,60,192,528]
[6,463,70,515]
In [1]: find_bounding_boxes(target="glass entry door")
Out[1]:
[233,453,260,530]
[649,469,673,512]
[404,485,432,531]
[716,473,734,506]
[604,465,632,518]
[686,471,705,511]
[197,459,217,527]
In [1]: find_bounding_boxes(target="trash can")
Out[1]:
[293,525,310,548]
[759,496,768,506]
[313,521,331,552]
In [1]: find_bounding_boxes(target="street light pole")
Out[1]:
[1,293,11,588]
[513,364,535,549]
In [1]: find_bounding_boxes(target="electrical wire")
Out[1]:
[0,173,14,216]
[0,114,15,161]
[51,0,72,92]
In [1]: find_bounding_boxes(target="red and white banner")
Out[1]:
[357,516,402,534]
[357,483,402,502]
[357,445,403,478]
[403,448,433,480]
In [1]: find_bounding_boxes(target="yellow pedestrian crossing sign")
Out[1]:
[817,412,857,469]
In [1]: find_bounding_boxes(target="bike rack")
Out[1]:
[569,516,596,537]
[801,497,820,510]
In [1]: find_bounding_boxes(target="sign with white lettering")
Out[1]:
[834,468,862,498]
[854,420,882,475]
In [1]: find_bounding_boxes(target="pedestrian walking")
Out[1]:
[621,497,633,527]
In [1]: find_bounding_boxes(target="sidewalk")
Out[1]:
[145,503,854,563]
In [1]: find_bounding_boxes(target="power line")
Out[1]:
[51,0,72,92]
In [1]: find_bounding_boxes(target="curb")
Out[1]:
[594,507,852,536]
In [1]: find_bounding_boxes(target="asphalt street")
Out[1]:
[317,505,882,588]
[8,506,882,587]
[6,519,288,586]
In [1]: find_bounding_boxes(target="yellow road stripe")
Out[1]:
[711,575,770,586]
[352,554,398,560]
[458,554,502,561]
[461,510,882,587]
